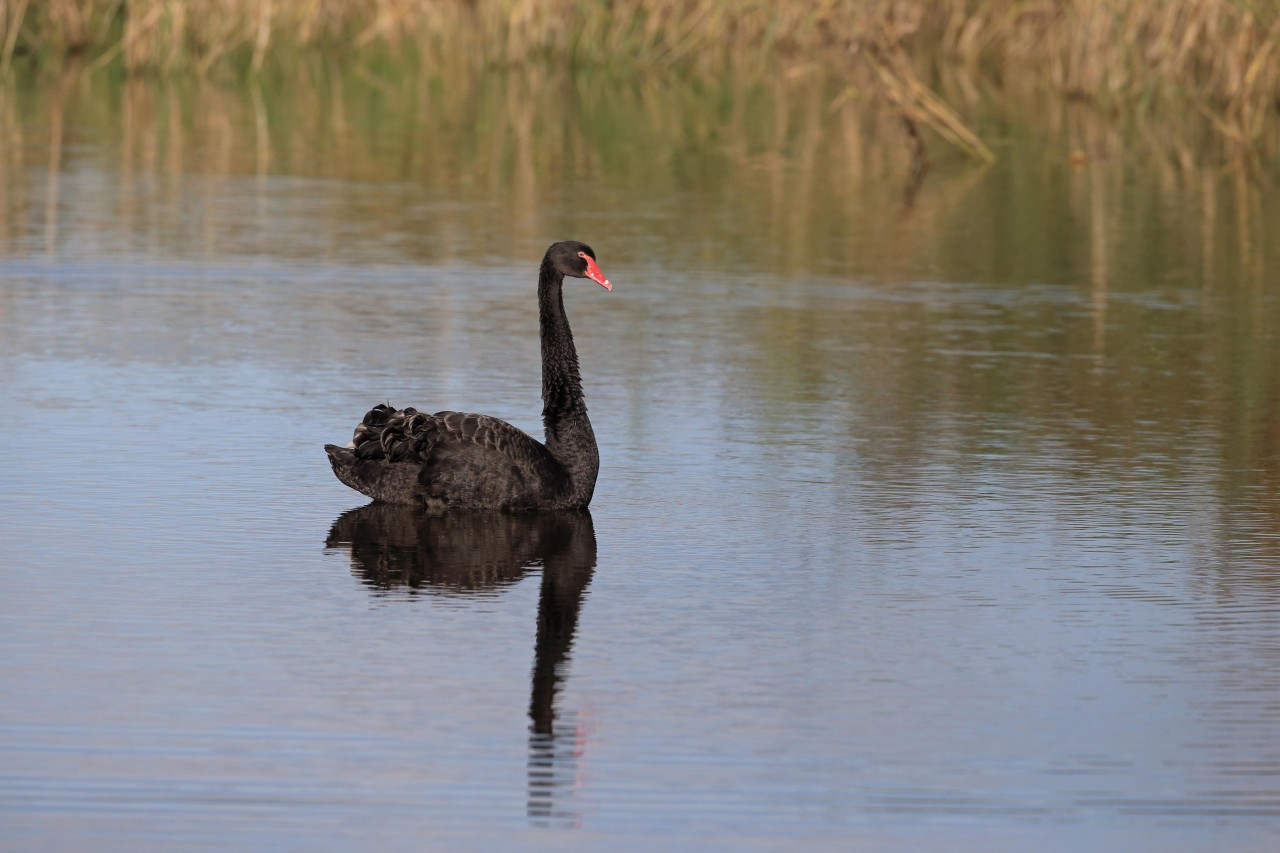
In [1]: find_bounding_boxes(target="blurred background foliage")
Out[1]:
[2,0,1279,165]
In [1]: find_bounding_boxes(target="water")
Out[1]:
[2,67,1280,850]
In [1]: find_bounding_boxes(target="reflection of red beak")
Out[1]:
[583,256,612,291]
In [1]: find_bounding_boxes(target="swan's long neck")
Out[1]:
[539,262,599,505]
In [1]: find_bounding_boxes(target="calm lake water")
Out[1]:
[2,66,1280,850]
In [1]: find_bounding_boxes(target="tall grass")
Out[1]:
[2,1,1278,160]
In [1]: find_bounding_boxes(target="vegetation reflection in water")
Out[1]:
[2,62,1276,272]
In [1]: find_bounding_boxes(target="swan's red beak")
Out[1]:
[583,256,612,291]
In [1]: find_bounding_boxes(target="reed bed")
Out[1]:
[3,0,1278,160]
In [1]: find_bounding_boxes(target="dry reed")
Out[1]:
[2,1,1278,161]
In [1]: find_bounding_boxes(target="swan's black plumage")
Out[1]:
[325,241,610,510]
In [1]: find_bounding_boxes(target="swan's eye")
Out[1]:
[577,251,588,260]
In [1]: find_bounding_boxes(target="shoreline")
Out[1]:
[3,1,1278,166]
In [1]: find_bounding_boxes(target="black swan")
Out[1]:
[325,241,611,510]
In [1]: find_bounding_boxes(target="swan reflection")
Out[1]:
[325,505,596,826]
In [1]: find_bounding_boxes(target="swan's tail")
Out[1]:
[325,444,365,494]
[325,443,430,505]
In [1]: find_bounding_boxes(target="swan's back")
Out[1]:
[326,404,568,509]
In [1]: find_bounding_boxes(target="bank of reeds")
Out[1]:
[3,1,1279,161]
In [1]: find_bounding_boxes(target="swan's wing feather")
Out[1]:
[344,404,564,507]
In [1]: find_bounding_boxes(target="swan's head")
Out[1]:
[547,240,611,291]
